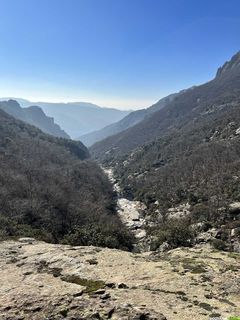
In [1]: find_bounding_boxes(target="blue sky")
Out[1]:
[0,0,239,109]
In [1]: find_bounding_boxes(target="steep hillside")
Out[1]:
[8,99,131,138]
[80,93,178,146]
[0,109,133,249]
[0,100,69,138]
[91,52,240,162]
[91,52,240,251]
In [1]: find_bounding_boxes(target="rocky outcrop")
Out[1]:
[167,203,190,219]
[0,239,240,319]
[216,51,240,77]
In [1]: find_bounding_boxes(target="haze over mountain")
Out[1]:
[0,99,69,139]
[80,93,178,146]
[6,98,131,139]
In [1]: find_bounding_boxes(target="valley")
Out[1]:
[91,51,240,255]
[0,108,133,250]
[0,47,240,320]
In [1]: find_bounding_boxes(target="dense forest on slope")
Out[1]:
[115,103,240,210]
[0,100,70,138]
[0,109,133,250]
[114,105,240,250]
[92,52,240,250]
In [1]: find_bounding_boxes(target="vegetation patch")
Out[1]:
[211,239,227,251]
[59,308,69,317]
[224,265,239,272]
[201,274,212,282]
[199,302,214,311]
[61,275,105,294]
[228,252,240,260]
[150,219,195,250]
[178,257,208,274]
[183,263,207,274]
[209,313,221,318]
[218,298,236,307]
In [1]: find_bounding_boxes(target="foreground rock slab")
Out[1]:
[0,239,239,319]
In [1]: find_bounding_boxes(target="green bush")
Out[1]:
[62,221,134,251]
[151,219,195,249]
[211,239,227,251]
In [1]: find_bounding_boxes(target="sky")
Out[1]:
[0,0,239,110]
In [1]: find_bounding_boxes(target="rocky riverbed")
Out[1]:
[103,168,147,246]
[0,238,239,320]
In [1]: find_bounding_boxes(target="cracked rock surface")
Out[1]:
[0,238,239,319]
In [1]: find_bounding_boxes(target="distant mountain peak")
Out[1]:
[216,51,240,77]
[6,99,21,106]
[26,105,46,115]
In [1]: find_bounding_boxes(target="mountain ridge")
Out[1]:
[1,98,132,138]
[90,51,240,161]
[80,93,178,146]
[0,99,70,139]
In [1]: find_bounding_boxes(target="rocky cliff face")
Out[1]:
[216,51,240,77]
[0,238,239,320]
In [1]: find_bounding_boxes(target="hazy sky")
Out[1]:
[0,0,239,109]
